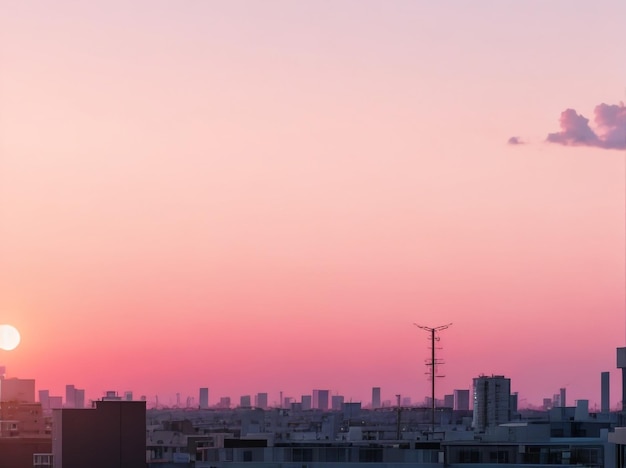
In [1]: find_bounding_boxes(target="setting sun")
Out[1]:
[0,324,21,351]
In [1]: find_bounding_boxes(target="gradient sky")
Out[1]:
[1,0,626,409]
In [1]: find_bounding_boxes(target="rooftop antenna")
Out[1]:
[414,323,452,433]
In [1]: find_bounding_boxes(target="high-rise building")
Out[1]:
[65,385,76,408]
[240,395,251,408]
[312,390,320,409]
[559,388,566,408]
[372,387,381,409]
[39,390,50,410]
[199,388,209,409]
[510,392,518,415]
[444,394,454,408]
[255,393,268,410]
[453,389,470,411]
[601,371,610,413]
[301,395,312,411]
[472,375,511,432]
[74,389,85,409]
[617,347,626,411]
[331,395,344,411]
[319,391,329,410]
[312,389,329,410]
[123,391,132,402]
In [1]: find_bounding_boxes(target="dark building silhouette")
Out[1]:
[52,400,146,468]
[601,371,610,413]
[0,438,51,468]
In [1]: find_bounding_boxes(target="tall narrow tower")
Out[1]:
[601,372,610,413]
[414,323,452,432]
[617,348,626,411]
[372,387,381,409]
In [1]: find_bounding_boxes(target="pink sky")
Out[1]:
[1,1,626,409]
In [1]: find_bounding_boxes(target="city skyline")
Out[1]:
[1,1,626,410]
[3,368,620,412]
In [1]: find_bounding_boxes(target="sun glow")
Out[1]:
[0,325,21,351]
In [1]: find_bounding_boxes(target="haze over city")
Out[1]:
[1,1,625,410]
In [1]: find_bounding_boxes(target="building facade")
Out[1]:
[52,400,146,468]
[472,375,511,432]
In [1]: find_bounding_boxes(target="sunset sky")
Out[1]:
[1,1,625,409]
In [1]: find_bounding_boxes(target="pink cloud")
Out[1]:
[594,102,626,149]
[507,136,524,145]
[546,102,626,150]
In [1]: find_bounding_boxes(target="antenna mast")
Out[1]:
[414,323,452,433]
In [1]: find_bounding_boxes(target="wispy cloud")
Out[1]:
[546,102,626,150]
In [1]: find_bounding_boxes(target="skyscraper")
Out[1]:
[74,389,85,409]
[301,395,312,411]
[39,390,50,410]
[372,387,381,409]
[510,392,518,415]
[331,395,344,411]
[312,390,320,409]
[65,385,76,408]
[312,389,329,410]
[453,389,470,411]
[255,392,268,410]
[199,388,209,409]
[472,375,511,432]
[617,347,626,411]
